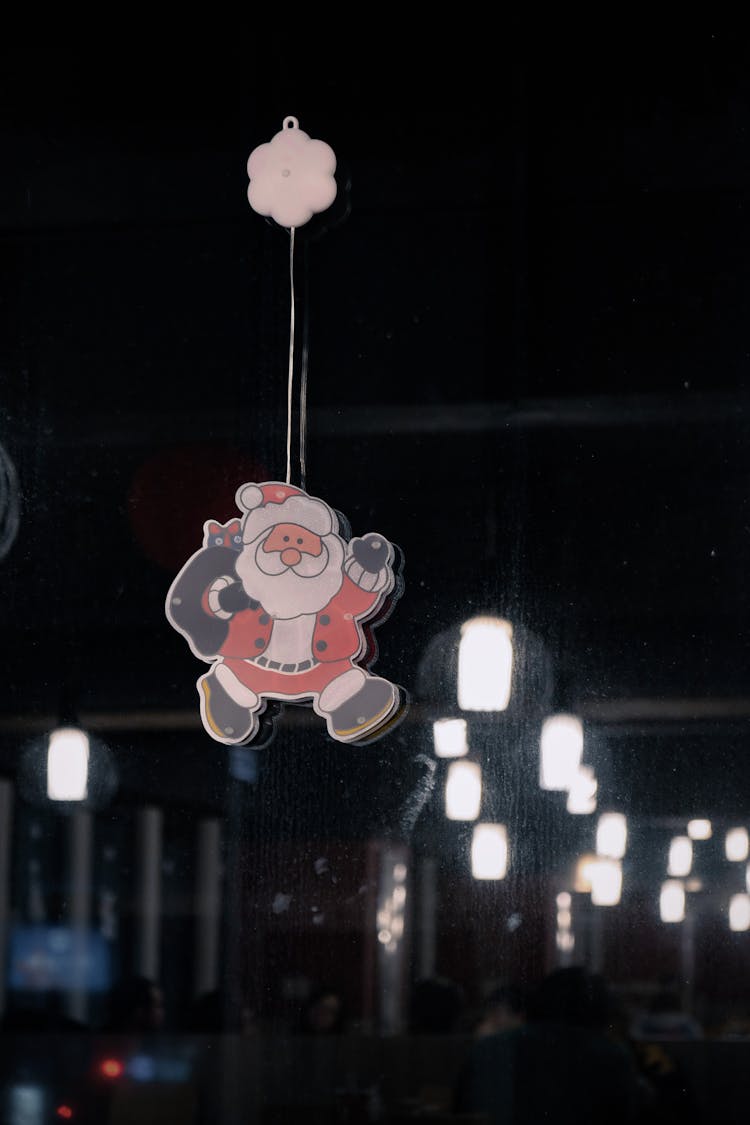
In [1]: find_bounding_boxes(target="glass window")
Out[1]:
[1,44,747,1124]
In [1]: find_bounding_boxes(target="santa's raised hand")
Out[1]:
[345,533,394,593]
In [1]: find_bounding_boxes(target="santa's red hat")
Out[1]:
[235,481,334,543]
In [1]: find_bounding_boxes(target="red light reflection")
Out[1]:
[100,1058,124,1079]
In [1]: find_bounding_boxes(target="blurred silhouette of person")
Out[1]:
[186,988,258,1035]
[454,966,643,1123]
[105,974,165,1033]
[300,984,345,1034]
[630,987,703,1040]
[474,983,526,1038]
[628,984,702,1123]
[0,994,88,1033]
[409,975,465,1034]
[186,988,224,1033]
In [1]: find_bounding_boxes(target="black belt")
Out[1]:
[251,656,319,673]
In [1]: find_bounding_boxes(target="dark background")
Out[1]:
[1,35,750,1038]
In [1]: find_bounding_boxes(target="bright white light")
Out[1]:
[574,854,598,893]
[539,715,584,791]
[457,616,513,711]
[556,932,575,953]
[589,859,622,906]
[46,727,89,801]
[729,893,750,932]
[687,819,712,840]
[556,892,571,909]
[432,718,469,758]
[445,760,482,820]
[660,880,685,923]
[596,812,627,859]
[471,823,508,880]
[566,765,597,814]
[557,909,572,928]
[726,828,749,862]
[668,836,693,878]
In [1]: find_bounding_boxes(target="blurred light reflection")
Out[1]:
[539,714,583,791]
[445,760,482,820]
[457,617,513,711]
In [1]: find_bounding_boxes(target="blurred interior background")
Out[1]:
[2,31,750,1123]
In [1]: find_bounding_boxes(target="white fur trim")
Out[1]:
[242,493,333,543]
[215,663,259,708]
[318,667,366,713]
[344,556,389,593]
[236,483,263,511]
[207,576,235,619]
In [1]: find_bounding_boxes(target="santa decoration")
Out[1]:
[167,118,404,746]
[166,482,402,745]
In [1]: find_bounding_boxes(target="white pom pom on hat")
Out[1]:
[236,481,303,511]
[236,484,264,511]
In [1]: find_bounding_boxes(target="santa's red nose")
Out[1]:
[263,523,323,560]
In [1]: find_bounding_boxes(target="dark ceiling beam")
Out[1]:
[3,391,747,448]
[2,695,750,733]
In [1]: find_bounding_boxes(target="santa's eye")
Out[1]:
[297,538,303,544]
[283,535,290,542]
[214,536,223,545]
[233,534,241,543]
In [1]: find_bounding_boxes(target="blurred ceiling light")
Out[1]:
[574,853,598,893]
[589,858,622,906]
[445,760,482,821]
[457,616,513,711]
[539,714,584,791]
[566,765,597,814]
[432,717,469,758]
[596,812,627,859]
[686,878,703,893]
[725,827,749,862]
[667,836,693,878]
[471,823,508,880]
[729,893,750,932]
[556,892,572,909]
[47,727,89,802]
[660,880,686,923]
[687,819,712,841]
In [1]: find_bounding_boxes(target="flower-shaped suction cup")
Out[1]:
[247,116,337,229]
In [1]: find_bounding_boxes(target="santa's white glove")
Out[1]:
[345,534,392,593]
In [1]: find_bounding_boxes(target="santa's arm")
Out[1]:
[344,533,394,598]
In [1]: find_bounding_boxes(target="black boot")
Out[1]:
[329,677,397,742]
[199,672,257,745]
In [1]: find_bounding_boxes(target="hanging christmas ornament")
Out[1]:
[166,116,404,746]
[166,482,402,745]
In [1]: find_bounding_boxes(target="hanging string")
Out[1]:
[299,242,309,490]
[285,225,296,485]
[285,225,309,489]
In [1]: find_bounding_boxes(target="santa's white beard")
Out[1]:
[235,533,345,619]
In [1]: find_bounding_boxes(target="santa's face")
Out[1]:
[235,522,345,619]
